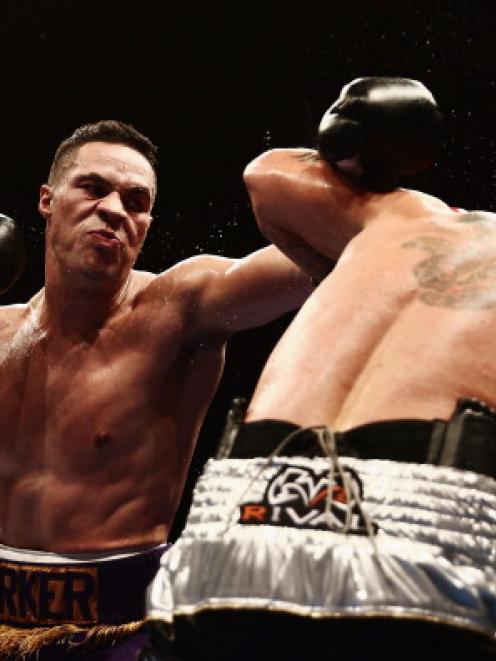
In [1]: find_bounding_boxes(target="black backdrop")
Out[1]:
[2,0,495,538]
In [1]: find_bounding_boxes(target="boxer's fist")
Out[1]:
[318,77,442,191]
[0,214,25,295]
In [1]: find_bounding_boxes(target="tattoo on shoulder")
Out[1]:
[294,150,321,162]
[402,230,496,309]
[453,211,496,225]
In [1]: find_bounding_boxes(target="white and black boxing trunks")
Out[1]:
[145,399,496,660]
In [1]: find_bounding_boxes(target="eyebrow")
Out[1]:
[74,173,153,199]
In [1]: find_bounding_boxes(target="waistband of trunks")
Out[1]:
[0,542,169,628]
[218,397,496,479]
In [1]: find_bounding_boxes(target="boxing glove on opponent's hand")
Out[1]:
[0,214,26,295]
[317,77,442,192]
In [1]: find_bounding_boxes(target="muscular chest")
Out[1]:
[0,309,187,454]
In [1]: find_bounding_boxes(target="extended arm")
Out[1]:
[176,245,314,339]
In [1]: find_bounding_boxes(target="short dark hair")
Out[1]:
[48,120,158,185]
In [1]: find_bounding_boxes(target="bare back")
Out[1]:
[0,269,226,553]
[248,209,496,430]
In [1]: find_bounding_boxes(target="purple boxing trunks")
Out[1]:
[0,542,169,659]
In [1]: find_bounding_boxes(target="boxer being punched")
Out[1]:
[242,77,481,427]
[231,77,496,656]
[145,79,496,659]
[0,121,312,658]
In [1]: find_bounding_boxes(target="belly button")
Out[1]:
[94,430,113,447]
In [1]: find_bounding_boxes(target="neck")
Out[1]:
[41,261,132,340]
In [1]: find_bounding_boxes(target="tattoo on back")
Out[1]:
[402,213,496,309]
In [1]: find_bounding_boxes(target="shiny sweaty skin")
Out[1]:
[244,148,496,430]
[0,142,311,553]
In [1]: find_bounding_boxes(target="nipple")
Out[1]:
[94,430,113,447]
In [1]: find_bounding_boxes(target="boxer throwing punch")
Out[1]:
[0,121,312,659]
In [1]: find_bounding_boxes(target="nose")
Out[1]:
[96,191,127,228]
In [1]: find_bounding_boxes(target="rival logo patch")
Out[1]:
[239,463,376,535]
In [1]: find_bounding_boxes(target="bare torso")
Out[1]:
[0,269,226,553]
[248,208,496,430]
[0,141,309,554]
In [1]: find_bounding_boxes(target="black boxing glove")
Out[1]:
[317,77,442,192]
[0,214,25,295]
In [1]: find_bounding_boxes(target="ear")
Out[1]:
[38,184,53,221]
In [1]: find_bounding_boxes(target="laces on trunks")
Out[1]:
[224,425,377,548]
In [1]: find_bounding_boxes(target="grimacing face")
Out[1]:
[38,141,156,286]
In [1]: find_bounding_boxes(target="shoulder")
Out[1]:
[168,253,237,279]
[245,147,407,222]
[126,257,241,344]
[0,302,29,334]
[0,302,28,319]
[244,148,342,196]
[130,255,238,305]
[245,148,320,175]
[246,149,451,213]
[375,188,453,221]
[156,253,236,286]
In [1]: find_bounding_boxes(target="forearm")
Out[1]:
[259,223,334,284]
[227,245,315,315]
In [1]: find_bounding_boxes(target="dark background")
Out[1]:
[1,0,495,538]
